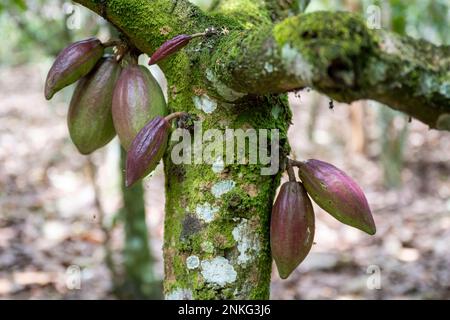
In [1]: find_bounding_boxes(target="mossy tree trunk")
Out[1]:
[74,0,450,299]
[162,93,291,299]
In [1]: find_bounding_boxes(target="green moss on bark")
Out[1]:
[162,53,291,297]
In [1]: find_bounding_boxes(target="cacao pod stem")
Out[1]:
[102,39,121,48]
[165,111,188,122]
[286,161,297,182]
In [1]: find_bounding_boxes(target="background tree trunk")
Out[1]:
[118,148,162,299]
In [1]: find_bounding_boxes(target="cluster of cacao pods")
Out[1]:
[46,33,212,186]
[45,37,169,157]
[46,37,378,281]
[271,159,376,279]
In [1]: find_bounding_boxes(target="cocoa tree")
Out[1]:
[54,0,449,299]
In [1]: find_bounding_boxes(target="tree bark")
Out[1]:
[73,0,450,299]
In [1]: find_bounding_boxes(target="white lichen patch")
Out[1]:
[264,62,274,74]
[201,241,215,254]
[232,219,260,266]
[439,81,450,98]
[212,156,225,173]
[165,288,193,300]
[186,255,200,270]
[211,180,235,198]
[281,43,313,85]
[200,257,237,286]
[195,203,219,223]
[420,74,437,94]
[379,31,402,55]
[206,69,246,102]
[193,94,217,114]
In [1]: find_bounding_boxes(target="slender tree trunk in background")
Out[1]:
[73,0,450,299]
[379,107,408,189]
[118,148,162,299]
[348,102,367,154]
[85,156,119,292]
[307,93,321,142]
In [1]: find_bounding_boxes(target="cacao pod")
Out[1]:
[112,64,167,150]
[271,181,315,279]
[297,159,376,235]
[45,38,104,100]
[149,34,192,65]
[67,56,121,155]
[126,116,170,187]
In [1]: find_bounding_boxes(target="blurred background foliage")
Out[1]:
[0,0,449,299]
[0,0,104,65]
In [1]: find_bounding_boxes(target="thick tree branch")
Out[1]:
[74,0,450,130]
[210,12,450,130]
[74,0,215,52]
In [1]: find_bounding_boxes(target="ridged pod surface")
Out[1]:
[271,181,315,279]
[67,56,121,155]
[45,38,104,100]
[297,159,376,235]
[112,65,167,150]
[126,116,170,187]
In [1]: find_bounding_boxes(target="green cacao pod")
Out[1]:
[297,159,376,235]
[271,181,315,279]
[67,56,121,155]
[126,116,170,187]
[45,38,104,100]
[112,64,167,150]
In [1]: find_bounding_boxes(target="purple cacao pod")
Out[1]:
[126,116,170,187]
[297,159,376,235]
[67,56,122,155]
[148,34,192,65]
[45,37,104,100]
[271,181,315,279]
[112,64,168,150]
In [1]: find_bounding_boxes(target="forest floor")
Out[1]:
[1,65,449,299]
